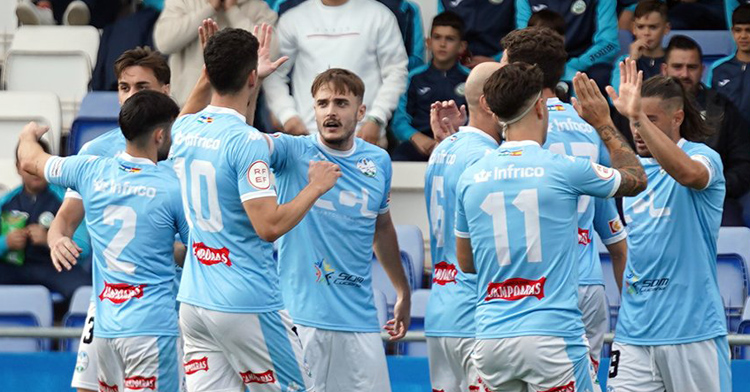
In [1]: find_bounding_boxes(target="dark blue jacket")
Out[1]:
[610,53,665,93]
[517,0,619,80]
[393,62,470,141]
[438,0,516,58]
[708,55,750,125]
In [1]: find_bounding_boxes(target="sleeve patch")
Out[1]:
[592,162,615,180]
[247,161,271,190]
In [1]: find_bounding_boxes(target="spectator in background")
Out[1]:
[0,140,90,306]
[263,0,408,146]
[154,0,277,106]
[662,35,750,224]
[392,11,469,161]
[709,4,750,126]
[438,0,515,68]
[517,0,620,95]
[726,0,750,29]
[528,9,566,36]
[617,0,640,29]
[610,1,670,94]
[16,0,120,28]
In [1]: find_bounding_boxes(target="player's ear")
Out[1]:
[247,69,258,90]
[357,102,366,122]
[535,98,546,119]
[479,94,492,115]
[161,83,171,96]
[673,108,685,131]
[459,40,468,53]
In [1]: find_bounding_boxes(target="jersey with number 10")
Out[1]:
[455,141,621,339]
[170,106,281,313]
[44,154,189,337]
[424,127,498,337]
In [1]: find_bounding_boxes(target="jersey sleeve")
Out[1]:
[689,147,724,191]
[563,156,622,199]
[170,182,190,245]
[379,154,393,214]
[454,172,471,239]
[231,131,277,202]
[593,197,627,245]
[44,155,97,192]
[266,132,301,173]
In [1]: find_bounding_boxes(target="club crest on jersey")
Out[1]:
[124,376,156,390]
[240,369,276,384]
[99,282,146,304]
[314,258,335,285]
[608,218,623,234]
[99,380,119,392]
[541,381,576,392]
[184,357,209,375]
[357,158,377,177]
[571,0,586,14]
[432,261,458,285]
[198,115,214,124]
[578,228,591,245]
[454,82,466,97]
[118,164,142,173]
[193,243,232,266]
[485,277,546,301]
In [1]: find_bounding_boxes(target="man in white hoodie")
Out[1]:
[154,0,277,106]
[263,0,408,146]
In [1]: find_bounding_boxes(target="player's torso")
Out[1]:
[424,129,497,336]
[460,143,584,339]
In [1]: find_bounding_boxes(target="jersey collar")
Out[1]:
[501,140,540,148]
[119,152,156,166]
[677,138,687,148]
[204,105,247,123]
[546,97,563,106]
[459,126,499,146]
[315,134,357,157]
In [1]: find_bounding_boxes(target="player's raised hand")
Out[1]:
[571,72,610,129]
[253,23,289,80]
[308,160,342,194]
[430,100,465,142]
[19,121,49,141]
[607,58,643,120]
[50,236,82,272]
[384,296,411,341]
[199,18,219,50]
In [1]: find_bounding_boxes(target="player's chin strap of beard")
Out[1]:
[497,91,542,140]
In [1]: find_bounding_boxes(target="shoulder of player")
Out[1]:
[355,139,391,165]
[80,127,123,155]
[682,140,722,161]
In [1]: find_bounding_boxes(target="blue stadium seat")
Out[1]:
[663,31,735,62]
[395,225,425,289]
[62,286,91,352]
[0,285,53,352]
[67,91,119,155]
[372,251,415,311]
[717,227,750,332]
[402,288,429,357]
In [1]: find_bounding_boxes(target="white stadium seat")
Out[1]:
[0,0,17,70]
[396,225,425,289]
[0,285,52,352]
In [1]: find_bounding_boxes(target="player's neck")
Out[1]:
[542,88,556,99]
[468,115,502,144]
[736,49,750,63]
[209,92,251,121]
[321,0,348,6]
[124,145,157,164]
[505,117,544,145]
[320,135,355,151]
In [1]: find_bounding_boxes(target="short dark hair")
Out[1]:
[501,27,567,90]
[528,9,566,36]
[310,68,365,101]
[119,90,179,146]
[204,28,259,95]
[641,76,714,142]
[634,0,668,20]
[664,35,703,62]
[431,11,465,39]
[484,62,544,121]
[732,4,750,26]
[114,46,170,86]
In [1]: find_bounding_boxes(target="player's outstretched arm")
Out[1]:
[608,59,710,190]
[17,122,53,178]
[571,66,647,197]
[179,19,219,118]
[243,160,341,242]
[374,211,411,340]
[48,198,84,272]
[456,237,475,274]
[245,23,289,125]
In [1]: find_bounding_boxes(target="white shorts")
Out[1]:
[426,336,479,392]
[180,303,313,392]
[578,285,607,374]
[607,337,731,392]
[472,335,596,392]
[71,301,98,390]
[296,325,390,392]
[97,335,179,392]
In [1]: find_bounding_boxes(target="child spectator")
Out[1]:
[392,11,469,161]
[709,4,750,126]
[610,0,670,93]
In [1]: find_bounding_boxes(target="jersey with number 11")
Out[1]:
[455,141,621,339]
[170,106,281,313]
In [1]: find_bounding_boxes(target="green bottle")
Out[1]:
[2,210,29,265]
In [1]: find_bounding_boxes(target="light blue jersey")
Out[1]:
[424,127,498,337]
[455,141,621,339]
[44,153,189,338]
[268,133,391,332]
[543,98,626,286]
[170,106,281,313]
[616,139,727,345]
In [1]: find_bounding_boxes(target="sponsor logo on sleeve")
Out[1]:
[432,261,458,285]
[193,243,231,266]
[578,228,591,245]
[247,161,271,190]
[608,218,623,234]
[485,277,546,301]
[184,357,209,375]
[541,381,576,392]
[124,376,156,390]
[592,163,615,180]
[98,282,145,304]
[98,380,119,392]
[240,370,276,384]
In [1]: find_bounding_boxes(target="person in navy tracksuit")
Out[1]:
[710,4,750,126]
[392,12,470,161]
[517,0,619,94]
